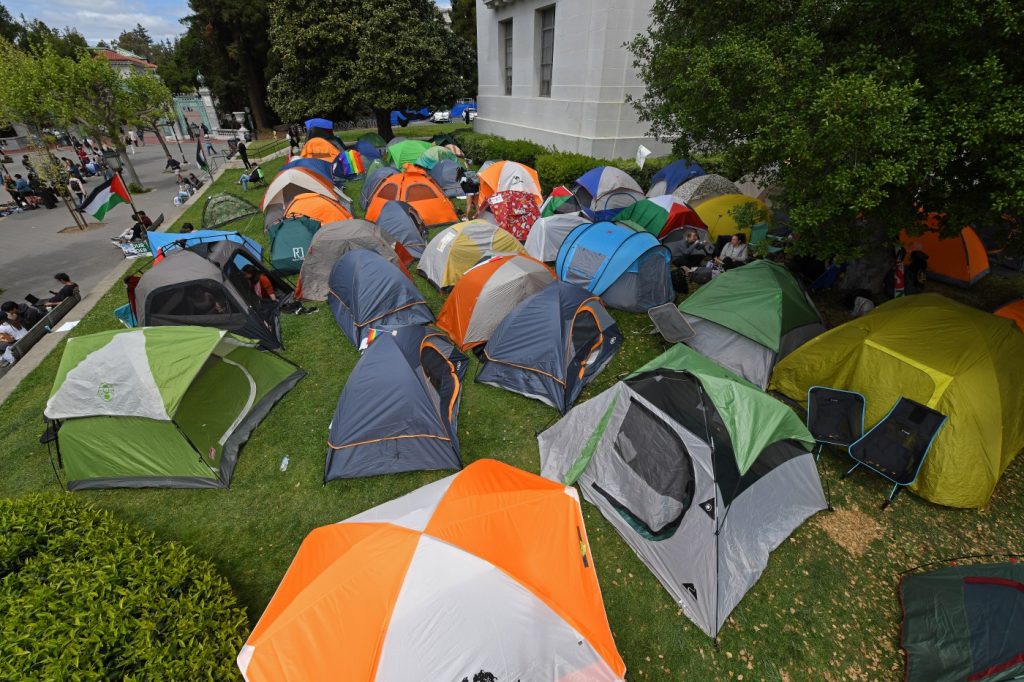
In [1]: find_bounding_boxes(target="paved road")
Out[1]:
[0,140,206,302]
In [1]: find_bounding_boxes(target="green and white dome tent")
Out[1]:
[44,326,304,491]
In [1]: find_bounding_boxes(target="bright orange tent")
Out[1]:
[283,192,352,225]
[476,160,543,209]
[237,459,626,682]
[995,299,1024,333]
[365,164,458,227]
[300,136,342,162]
[899,216,990,287]
[437,254,555,349]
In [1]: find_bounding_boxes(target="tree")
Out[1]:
[123,74,175,160]
[267,0,466,140]
[73,54,146,189]
[114,23,155,61]
[0,39,87,228]
[185,0,275,130]
[449,0,477,96]
[156,30,201,94]
[629,0,1024,292]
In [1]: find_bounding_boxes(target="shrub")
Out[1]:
[453,131,547,168]
[535,152,600,193]
[0,494,248,681]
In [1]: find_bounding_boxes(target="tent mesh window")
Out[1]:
[378,184,399,201]
[147,282,243,318]
[594,398,695,538]
[406,184,440,202]
[963,578,1024,678]
[565,246,605,286]
[569,309,601,369]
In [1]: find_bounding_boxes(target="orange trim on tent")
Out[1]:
[995,299,1024,333]
[328,433,451,450]
[365,164,458,227]
[260,167,339,211]
[284,192,353,225]
[421,335,462,422]
[572,307,604,381]
[482,349,568,386]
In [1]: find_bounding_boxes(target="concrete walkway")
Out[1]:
[0,145,250,406]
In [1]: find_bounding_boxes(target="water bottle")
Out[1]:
[279,456,290,472]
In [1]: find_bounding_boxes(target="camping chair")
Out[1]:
[247,166,265,187]
[749,222,783,254]
[843,397,947,509]
[806,386,866,461]
[647,303,696,344]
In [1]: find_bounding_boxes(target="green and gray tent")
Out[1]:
[44,326,303,491]
[539,344,826,638]
[678,260,825,388]
[901,562,1024,682]
[267,215,320,275]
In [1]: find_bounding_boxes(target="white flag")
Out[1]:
[635,144,652,169]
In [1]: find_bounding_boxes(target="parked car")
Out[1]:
[468,109,478,121]
[432,110,451,123]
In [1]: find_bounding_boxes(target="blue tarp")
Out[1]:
[281,158,335,184]
[305,118,333,131]
[450,101,476,119]
[147,230,263,259]
[649,160,705,195]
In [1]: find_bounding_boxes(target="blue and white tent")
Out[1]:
[148,230,262,260]
[281,158,334,185]
[573,166,645,221]
[555,221,673,312]
[647,160,706,197]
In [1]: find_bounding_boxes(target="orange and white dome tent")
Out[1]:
[237,459,626,682]
[476,160,543,208]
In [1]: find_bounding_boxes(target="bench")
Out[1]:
[10,289,82,362]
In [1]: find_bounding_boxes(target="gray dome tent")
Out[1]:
[295,219,403,301]
[360,166,398,211]
[327,249,434,348]
[325,326,467,481]
[201,193,260,231]
[134,249,284,349]
[429,158,464,198]
[477,281,622,413]
[376,201,428,258]
[539,344,826,638]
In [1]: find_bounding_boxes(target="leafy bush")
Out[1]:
[535,152,602,192]
[454,131,547,168]
[0,494,248,680]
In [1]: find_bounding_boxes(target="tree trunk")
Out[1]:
[840,222,895,297]
[374,108,394,142]
[149,122,172,159]
[115,142,144,190]
[42,145,87,230]
[238,45,270,132]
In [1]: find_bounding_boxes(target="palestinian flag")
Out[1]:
[80,173,131,221]
[539,185,581,218]
[196,138,208,171]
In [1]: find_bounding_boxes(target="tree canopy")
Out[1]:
[267,0,468,138]
[0,4,87,60]
[629,0,1024,270]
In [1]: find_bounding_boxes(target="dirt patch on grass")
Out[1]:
[816,507,884,558]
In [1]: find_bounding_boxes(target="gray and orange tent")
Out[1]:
[901,561,1024,682]
[324,326,466,480]
[283,192,353,226]
[237,458,627,681]
[300,135,343,163]
[295,219,407,301]
[995,298,1024,332]
[364,164,458,227]
[477,281,622,413]
[900,216,991,287]
[436,254,555,350]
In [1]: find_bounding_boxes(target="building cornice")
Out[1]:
[483,0,517,8]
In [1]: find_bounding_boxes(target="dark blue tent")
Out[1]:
[327,249,434,348]
[573,166,646,221]
[647,160,706,197]
[325,326,468,481]
[360,166,399,210]
[555,221,673,312]
[354,139,382,161]
[478,281,622,413]
[281,158,334,185]
[429,159,463,198]
[377,201,427,258]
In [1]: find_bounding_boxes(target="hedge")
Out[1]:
[454,129,712,194]
[0,494,248,680]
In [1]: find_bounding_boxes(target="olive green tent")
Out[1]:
[44,326,304,490]
[385,140,432,168]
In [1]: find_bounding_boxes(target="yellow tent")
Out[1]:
[770,294,1024,508]
[692,194,769,241]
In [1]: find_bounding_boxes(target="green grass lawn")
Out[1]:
[2,162,1023,681]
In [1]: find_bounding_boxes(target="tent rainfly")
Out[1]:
[45,326,303,490]
[202,193,260,231]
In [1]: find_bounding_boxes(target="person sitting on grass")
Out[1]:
[676,229,714,269]
[716,233,750,270]
[0,302,31,366]
[45,273,78,308]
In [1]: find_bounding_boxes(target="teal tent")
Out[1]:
[268,216,320,275]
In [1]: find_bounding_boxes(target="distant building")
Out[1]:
[91,47,158,77]
[475,0,669,159]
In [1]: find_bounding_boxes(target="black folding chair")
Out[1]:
[844,397,947,509]
[806,386,866,461]
[647,303,696,344]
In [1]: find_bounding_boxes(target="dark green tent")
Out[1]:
[267,216,320,275]
[901,562,1024,682]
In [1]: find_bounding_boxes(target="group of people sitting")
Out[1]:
[0,274,78,367]
[673,229,752,280]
